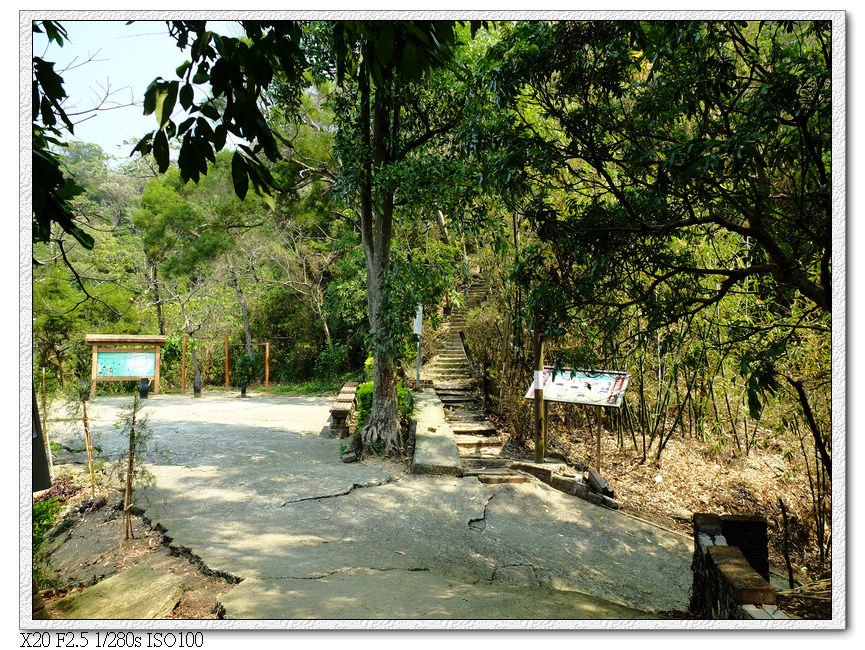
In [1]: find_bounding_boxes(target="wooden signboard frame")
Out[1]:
[526,366,630,471]
[85,334,168,398]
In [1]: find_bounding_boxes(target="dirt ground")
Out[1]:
[524,415,832,619]
[34,475,236,620]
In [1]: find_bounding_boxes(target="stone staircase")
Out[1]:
[414,278,621,507]
[421,278,527,484]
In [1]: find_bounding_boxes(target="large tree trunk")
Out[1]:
[148,261,165,335]
[357,61,401,456]
[360,221,401,455]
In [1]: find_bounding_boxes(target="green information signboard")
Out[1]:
[96,351,156,378]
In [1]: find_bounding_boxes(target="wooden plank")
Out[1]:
[154,345,161,394]
[89,347,162,353]
[91,376,156,382]
[85,334,168,345]
[90,345,98,399]
[587,467,614,498]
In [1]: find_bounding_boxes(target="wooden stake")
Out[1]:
[121,397,137,544]
[265,342,270,392]
[90,345,98,399]
[181,335,188,393]
[225,336,230,391]
[82,400,97,499]
[595,408,603,472]
[533,331,546,463]
[154,345,161,394]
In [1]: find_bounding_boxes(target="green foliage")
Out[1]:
[110,395,155,496]
[269,376,354,396]
[314,343,348,378]
[32,21,94,252]
[484,20,831,328]
[32,497,64,550]
[355,379,414,430]
[235,353,255,384]
[355,381,374,428]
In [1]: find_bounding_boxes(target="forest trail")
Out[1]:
[422,279,529,484]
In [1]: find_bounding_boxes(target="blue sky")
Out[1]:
[33,20,241,160]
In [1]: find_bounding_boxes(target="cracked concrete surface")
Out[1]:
[50,394,692,620]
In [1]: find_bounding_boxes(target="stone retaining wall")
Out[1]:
[690,513,788,620]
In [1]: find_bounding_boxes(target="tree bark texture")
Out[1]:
[230,267,254,358]
[148,262,165,335]
[357,57,401,455]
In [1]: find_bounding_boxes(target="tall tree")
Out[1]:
[476,20,832,463]
[136,20,470,455]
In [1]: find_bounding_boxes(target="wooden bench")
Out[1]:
[329,383,359,438]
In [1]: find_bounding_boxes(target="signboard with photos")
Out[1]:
[525,366,630,408]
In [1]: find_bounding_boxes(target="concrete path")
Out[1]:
[49,393,693,620]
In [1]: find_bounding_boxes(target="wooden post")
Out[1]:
[595,408,603,472]
[533,331,546,463]
[121,396,138,544]
[154,345,161,394]
[181,335,188,394]
[82,400,96,499]
[225,335,230,391]
[265,342,270,392]
[90,345,98,399]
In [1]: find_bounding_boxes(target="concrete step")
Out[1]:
[436,386,481,398]
[471,471,532,485]
[426,372,475,379]
[449,421,497,436]
[454,434,502,449]
[461,457,513,470]
[433,380,478,390]
[439,397,481,405]
[443,412,486,422]
[459,451,506,460]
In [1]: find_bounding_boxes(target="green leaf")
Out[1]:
[199,103,220,121]
[155,81,179,129]
[142,78,161,116]
[179,83,194,110]
[153,129,170,173]
[177,116,196,136]
[231,152,249,200]
[213,124,227,151]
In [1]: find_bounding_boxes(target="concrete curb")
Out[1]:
[411,388,462,476]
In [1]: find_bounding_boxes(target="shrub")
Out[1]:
[355,381,374,429]
[355,379,414,430]
[235,354,255,384]
[314,343,349,379]
[33,497,63,550]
